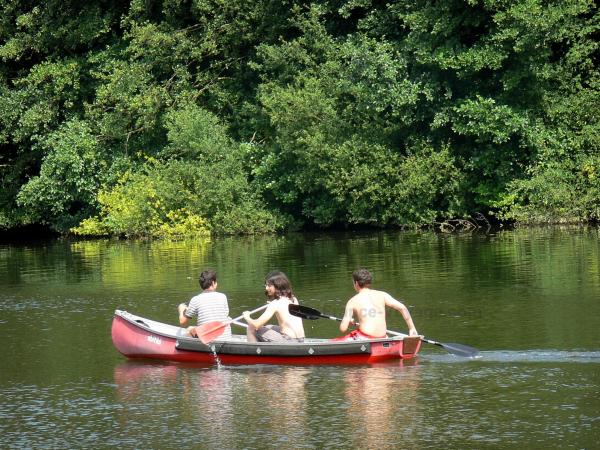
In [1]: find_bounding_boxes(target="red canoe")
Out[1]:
[111,309,421,365]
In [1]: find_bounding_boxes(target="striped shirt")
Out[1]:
[185,291,232,339]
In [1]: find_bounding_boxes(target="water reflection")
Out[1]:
[113,362,310,449]
[236,366,309,449]
[114,362,236,448]
[182,366,237,448]
[113,360,425,449]
[114,362,181,400]
[344,361,422,449]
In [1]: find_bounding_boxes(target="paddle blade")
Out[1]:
[288,304,321,320]
[195,321,227,344]
[439,342,480,358]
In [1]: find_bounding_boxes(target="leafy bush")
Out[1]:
[16,120,106,231]
[72,105,286,237]
[498,154,600,223]
[71,167,211,239]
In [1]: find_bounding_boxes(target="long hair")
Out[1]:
[265,270,294,300]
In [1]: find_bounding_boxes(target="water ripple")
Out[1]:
[422,349,600,364]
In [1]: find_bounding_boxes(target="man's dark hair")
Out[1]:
[352,268,372,288]
[265,270,294,299]
[199,269,217,290]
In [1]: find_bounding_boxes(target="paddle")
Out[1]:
[288,304,479,358]
[231,320,248,329]
[195,304,268,344]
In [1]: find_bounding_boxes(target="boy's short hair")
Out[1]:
[199,269,217,290]
[352,268,372,288]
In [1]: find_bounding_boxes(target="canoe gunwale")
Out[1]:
[175,336,376,356]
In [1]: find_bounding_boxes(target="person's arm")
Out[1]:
[243,302,276,329]
[384,295,418,336]
[340,301,355,333]
[178,303,190,326]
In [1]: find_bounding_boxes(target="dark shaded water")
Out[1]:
[1,228,599,448]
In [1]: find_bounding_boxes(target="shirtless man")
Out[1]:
[243,271,305,342]
[338,268,418,340]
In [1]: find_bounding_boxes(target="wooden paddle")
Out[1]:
[195,304,269,344]
[288,304,479,358]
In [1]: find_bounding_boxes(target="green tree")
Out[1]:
[73,104,286,237]
[0,0,598,235]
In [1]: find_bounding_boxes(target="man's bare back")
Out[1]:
[345,289,389,337]
[340,268,418,338]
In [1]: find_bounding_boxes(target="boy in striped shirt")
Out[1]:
[178,269,232,339]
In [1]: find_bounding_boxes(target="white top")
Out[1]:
[185,291,231,339]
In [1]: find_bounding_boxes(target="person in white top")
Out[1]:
[243,271,305,342]
[178,269,232,339]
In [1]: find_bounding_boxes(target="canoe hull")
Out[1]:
[111,310,421,365]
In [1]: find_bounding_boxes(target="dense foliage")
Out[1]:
[1,0,598,237]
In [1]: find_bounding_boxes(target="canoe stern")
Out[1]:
[369,336,421,360]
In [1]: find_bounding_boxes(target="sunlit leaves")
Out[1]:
[72,103,286,237]
[16,120,106,230]
[0,59,82,145]
[452,96,527,144]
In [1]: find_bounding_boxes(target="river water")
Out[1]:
[1,228,598,448]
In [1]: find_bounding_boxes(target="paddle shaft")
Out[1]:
[197,304,268,343]
[311,310,408,338]
[231,319,248,328]
[318,314,459,349]
[288,304,479,357]
[231,304,269,325]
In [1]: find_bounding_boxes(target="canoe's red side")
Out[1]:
[111,314,214,363]
[111,314,420,365]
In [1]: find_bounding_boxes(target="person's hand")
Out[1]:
[409,327,419,337]
[242,311,251,321]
